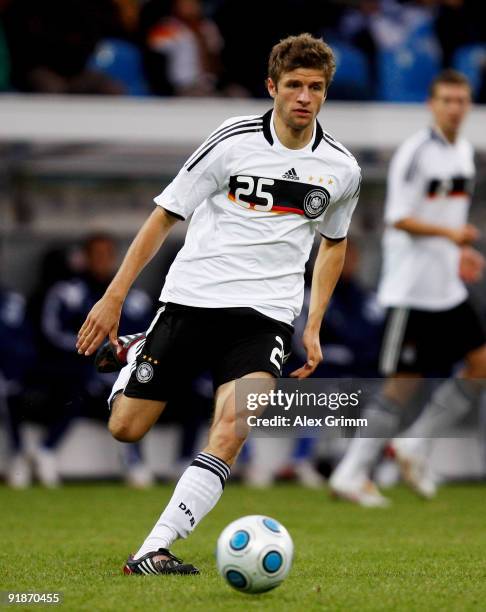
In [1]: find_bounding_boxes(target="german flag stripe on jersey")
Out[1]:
[426,176,474,198]
[228,175,331,218]
[228,193,304,215]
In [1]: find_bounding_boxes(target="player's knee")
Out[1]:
[108,415,143,443]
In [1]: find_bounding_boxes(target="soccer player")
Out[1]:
[77,33,361,574]
[330,70,486,507]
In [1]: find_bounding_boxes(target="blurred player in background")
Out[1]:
[77,33,361,574]
[330,69,486,507]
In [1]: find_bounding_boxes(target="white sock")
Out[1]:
[332,396,402,483]
[398,379,480,454]
[135,452,230,559]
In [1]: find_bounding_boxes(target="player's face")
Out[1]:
[429,84,471,135]
[268,68,326,131]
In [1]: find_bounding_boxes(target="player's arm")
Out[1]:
[290,237,347,379]
[392,217,479,245]
[77,116,230,356]
[386,140,479,245]
[76,207,178,356]
[459,245,485,283]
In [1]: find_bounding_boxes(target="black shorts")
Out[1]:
[379,299,486,377]
[124,302,293,402]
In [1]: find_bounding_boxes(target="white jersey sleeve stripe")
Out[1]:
[403,134,432,182]
[186,126,263,172]
[323,131,356,160]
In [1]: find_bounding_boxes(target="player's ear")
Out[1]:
[267,77,277,98]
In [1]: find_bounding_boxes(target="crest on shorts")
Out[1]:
[136,362,154,383]
[303,187,330,219]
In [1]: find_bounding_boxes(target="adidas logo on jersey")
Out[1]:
[282,168,299,180]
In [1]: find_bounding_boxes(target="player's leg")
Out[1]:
[395,348,486,443]
[101,336,167,442]
[330,307,423,505]
[127,371,274,576]
[393,344,486,493]
[329,374,421,506]
[108,394,166,442]
[127,308,289,574]
[393,302,486,496]
[462,343,486,379]
[103,303,192,442]
[205,371,274,463]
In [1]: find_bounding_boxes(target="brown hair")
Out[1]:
[429,69,471,98]
[268,33,336,90]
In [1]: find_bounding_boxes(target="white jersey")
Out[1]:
[378,127,475,311]
[154,110,361,325]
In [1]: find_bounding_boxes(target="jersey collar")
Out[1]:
[262,109,323,152]
[430,125,455,147]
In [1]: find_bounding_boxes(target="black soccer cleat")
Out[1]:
[95,333,146,373]
[123,548,200,575]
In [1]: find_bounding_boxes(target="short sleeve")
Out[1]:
[154,123,231,220]
[319,163,361,240]
[384,139,427,224]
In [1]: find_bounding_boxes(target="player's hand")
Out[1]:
[459,246,485,283]
[447,224,480,246]
[76,294,123,356]
[289,327,323,379]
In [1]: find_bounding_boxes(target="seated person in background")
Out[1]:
[12,233,153,487]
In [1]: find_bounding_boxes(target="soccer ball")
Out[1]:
[216,515,294,593]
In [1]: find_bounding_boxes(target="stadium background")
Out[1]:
[1,0,486,486]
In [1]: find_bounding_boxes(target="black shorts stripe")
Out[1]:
[135,340,146,356]
[186,128,263,172]
[184,119,262,169]
[145,305,166,338]
[379,300,486,376]
[379,307,410,375]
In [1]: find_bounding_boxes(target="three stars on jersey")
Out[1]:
[282,168,334,186]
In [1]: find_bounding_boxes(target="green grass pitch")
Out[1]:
[1,483,485,611]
